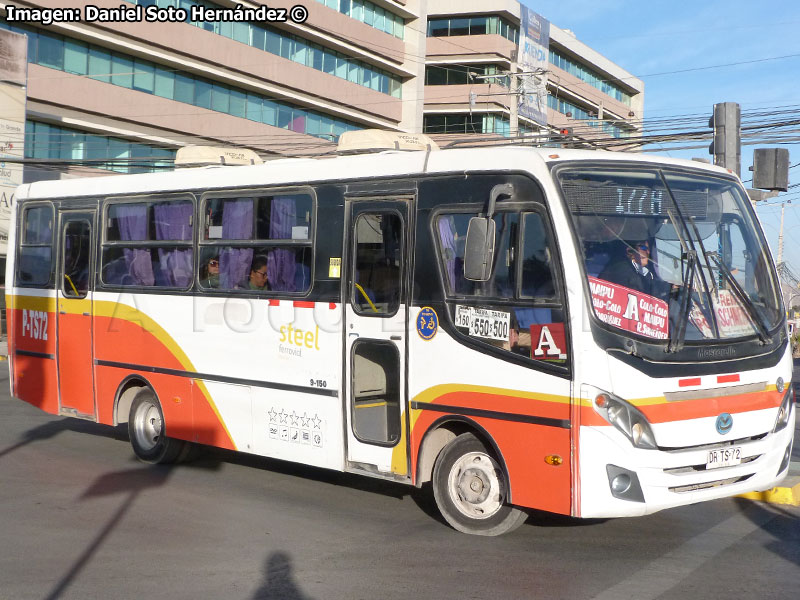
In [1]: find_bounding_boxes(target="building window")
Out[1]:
[427,16,518,43]
[25,120,176,173]
[313,0,404,39]
[549,47,632,106]
[425,64,507,86]
[121,0,403,98]
[423,114,513,136]
[546,95,626,138]
[1,22,363,142]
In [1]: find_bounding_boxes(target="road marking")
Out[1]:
[590,503,780,600]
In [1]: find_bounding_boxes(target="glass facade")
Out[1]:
[25,120,176,173]
[423,113,512,136]
[547,95,625,138]
[425,64,507,86]
[427,16,519,43]
[315,0,404,39]
[1,22,363,142]
[124,0,403,97]
[549,48,632,106]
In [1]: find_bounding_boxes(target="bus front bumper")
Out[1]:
[577,417,795,519]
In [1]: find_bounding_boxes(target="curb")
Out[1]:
[737,481,800,507]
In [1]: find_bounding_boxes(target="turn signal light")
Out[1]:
[595,393,611,408]
[545,455,563,466]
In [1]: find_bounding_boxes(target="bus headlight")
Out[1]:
[773,388,794,433]
[594,392,657,449]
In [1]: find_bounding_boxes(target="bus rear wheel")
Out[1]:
[128,389,185,464]
[432,433,528,536]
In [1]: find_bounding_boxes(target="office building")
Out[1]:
[1,0,643,178]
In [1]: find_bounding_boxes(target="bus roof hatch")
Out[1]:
[337,129,439,155]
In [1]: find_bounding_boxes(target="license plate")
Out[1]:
[706,446,742,470]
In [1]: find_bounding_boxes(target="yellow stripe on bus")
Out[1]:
[92,299,236,450]
[6,294,57,312]
[6,294,236,451]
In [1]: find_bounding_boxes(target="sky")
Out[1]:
[525,0,800,301]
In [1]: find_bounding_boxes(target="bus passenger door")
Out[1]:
[56,211,96,419]
[343,200,410,478]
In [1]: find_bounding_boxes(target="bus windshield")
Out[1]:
[556,165,782,347]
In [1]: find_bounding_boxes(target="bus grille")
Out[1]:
[663,454,760,475]
[659,433,767,453]
[669,474,754,493]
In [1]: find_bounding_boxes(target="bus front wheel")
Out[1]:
[432,432,528,536]
[128,389,185,464]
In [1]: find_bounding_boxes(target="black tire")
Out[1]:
[128,388,185,464]
[432,432,528,536]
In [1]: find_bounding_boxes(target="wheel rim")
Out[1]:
[133,400,162,452]
[447,451,506,520]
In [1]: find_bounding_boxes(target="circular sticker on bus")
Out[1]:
[417,307,439,340]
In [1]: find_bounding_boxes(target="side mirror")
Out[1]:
[464,217,496,281]
[463,183,512,282]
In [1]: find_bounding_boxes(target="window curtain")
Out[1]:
[154,202,192,287]
[438,216,457,290]
[266,197,297,291]
[116,204,155,285]
[219,198,254,289]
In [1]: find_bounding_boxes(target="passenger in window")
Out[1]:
[246,255,271,291]
[599,240,672,299]
[200,256,220,288]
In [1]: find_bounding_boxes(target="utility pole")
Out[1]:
[510,71,519,136]
[709,102,741,176]
[777,201,785,266]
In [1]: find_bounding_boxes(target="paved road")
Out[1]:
[0,365,798,600]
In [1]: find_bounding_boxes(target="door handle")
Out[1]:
[390,335,402,341]
[82,312,91,316]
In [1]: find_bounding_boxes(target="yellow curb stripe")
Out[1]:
[736,482,800,507]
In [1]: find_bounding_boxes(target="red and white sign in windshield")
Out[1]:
[588,277,669,340]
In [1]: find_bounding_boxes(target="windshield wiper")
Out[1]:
[667,250,696,353]
[707,252,770,344]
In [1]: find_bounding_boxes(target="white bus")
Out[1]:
[6,136,795,535]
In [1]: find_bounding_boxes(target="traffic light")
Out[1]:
[751,148,789,191]
[708,102,741,175]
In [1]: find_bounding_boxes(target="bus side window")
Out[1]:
[435,209,567,365]
[17,205,54,287]
[199,193,313,293]
[102,198,194,288]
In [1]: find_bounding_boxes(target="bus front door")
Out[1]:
[344,199,411,478]
[56,211,96,419]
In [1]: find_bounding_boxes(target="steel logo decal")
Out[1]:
[715,413,733,435]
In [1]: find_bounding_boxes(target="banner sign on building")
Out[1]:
[517,7,550,127]
[0,29,27,257]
